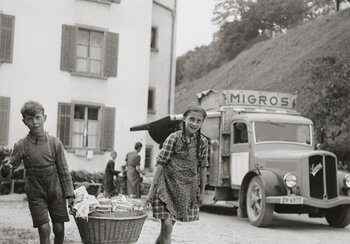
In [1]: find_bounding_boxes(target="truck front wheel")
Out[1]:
[246,176,274,227]
[325,205,350,228]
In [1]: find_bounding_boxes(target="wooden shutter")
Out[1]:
[145,146,153,169]
[0,97,10,145]
[60,25,76,72]
[0,14,15,63]
[57,103,73,147]
[104,32,119,77]
[101,106,115,151]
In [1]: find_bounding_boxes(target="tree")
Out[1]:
[176,0,337,84]
[302,57,350,167]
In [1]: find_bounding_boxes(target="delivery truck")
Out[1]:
[131,89,350,227]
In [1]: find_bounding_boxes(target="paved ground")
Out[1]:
[0,194,349,244]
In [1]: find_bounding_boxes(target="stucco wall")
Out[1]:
[0,0,153,172]
[146,0,177,166]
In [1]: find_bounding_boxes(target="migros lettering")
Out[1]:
[227,90,294,108]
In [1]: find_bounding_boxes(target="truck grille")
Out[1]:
[309,155,337,199]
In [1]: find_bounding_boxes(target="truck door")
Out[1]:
[230,121,250,187]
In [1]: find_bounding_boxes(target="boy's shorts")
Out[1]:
[25,168,69,228]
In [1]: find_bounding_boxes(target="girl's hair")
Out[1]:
[180,121,203,160]
[183,104,207,119]
[182,104,207,160]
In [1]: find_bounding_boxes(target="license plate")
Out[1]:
[280,196,304,204]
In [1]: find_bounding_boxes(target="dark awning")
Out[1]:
[130,115,182,145]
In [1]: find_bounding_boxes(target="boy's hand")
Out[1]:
[0,162,12,178]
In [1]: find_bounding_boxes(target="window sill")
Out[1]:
[151,47,159,53]
[148,109,156,114]
[66,148,105,155]
[71,71,108,80]
[0,59,12,64]
[80,0,111,5]
[80,0,121,4]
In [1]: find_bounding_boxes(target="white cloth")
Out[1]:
[73,186,99,219]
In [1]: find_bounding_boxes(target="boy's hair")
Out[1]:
[134,142,142,150]
[21,101,45,119]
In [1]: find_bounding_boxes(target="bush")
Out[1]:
[70,170,104,184]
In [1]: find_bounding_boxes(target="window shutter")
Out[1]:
[0,97,10,145]
[104,32,119,77]
[0,14,15,63]
[60,25,76,72]
[57,103,73,147]
[101,106,115,151]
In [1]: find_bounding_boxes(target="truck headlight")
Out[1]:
[284,173,297,188]
[344,174,350,188]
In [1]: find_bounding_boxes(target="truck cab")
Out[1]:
[131,89,350,227]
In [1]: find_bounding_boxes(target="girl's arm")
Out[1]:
[146,164,163,202]
[200,166,207,194]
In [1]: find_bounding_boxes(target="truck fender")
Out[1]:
[238,169,286,218]
[337,170,350,195]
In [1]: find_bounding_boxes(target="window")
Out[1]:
[151,27,158,51]
[72,105,100,149]
[254,122,311,145]
[233,122,248,144]
[60,25,119,78]
[0,13,15,63]
[57,103,115,151]
[76,29,103,75]
[145,145,153,169]
[148,88,156,113]
[0,96,10,145]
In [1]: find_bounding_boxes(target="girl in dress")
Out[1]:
[146,105,209,244]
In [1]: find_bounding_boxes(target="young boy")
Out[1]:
[0,101,74,244]
[117,165,127,195]
[103,151,120,197]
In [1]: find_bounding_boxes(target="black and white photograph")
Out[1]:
[0,0,350,243]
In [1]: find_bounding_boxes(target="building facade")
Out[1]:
[145,0,177,170]
[0,0,176,172]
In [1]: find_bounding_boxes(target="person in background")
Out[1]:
[0,101,74,244]
[117,165,127,195]
[125,142,145,198]
[146,105,209,244]
[104,151,120,197]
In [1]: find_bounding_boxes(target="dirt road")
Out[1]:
[0,194,349,244]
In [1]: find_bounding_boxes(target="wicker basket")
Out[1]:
[74,210,148,244]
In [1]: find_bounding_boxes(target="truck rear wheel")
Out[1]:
[325,205,350,228]
[246,176,274,227]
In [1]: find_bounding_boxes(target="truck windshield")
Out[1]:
[254,122,311,145]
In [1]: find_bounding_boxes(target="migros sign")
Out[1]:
[223,90,297,109]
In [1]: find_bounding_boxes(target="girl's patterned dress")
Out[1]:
[152,130,208,222]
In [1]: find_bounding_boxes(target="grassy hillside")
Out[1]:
[175,9,350,113]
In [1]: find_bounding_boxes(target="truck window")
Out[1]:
[234,122,248,144]
[254,122,311,145]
